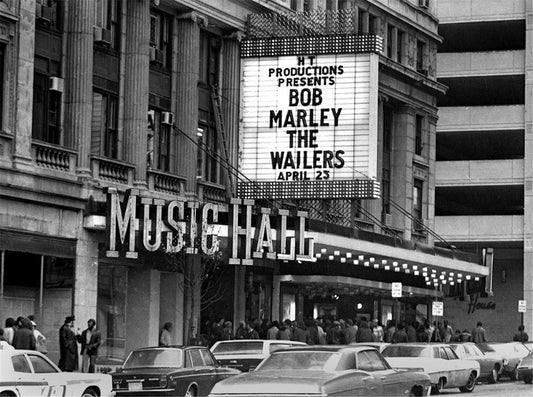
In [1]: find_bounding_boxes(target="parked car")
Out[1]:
[349,342,390,353]
[477,341,530,380]
[209,345,432,397]
[210,339,307,372]
[517,348,533,384]
[449,342,504,383]
[382,343,480,394]
[523,341,533,351]
[0,348,114,397]
[111,346,240,396]
[95,338,126,374]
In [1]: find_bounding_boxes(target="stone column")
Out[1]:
[73,229,98,327]
[126,267,160,353]
[426,114,438,246]
[233,266,246,328]
[64,0,94,175]
[123,0,149,188]
[176,13,202,194]
[13,0,36,170]
[221,33,242,195]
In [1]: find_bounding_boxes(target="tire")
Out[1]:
[81,389,98,397]
[488,368,498,384]
[185,385,197,397]
[459,372,476,393]
[431,378,445,395]
[524,375,532,384]
[510,366,519,381]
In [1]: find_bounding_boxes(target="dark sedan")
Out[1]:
[112,346,240,396]
[517,349,533,384]
[209,345,432,397]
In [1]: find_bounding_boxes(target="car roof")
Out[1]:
[213,339,305,344]
[270,345,378,353]
[132,345,206,351]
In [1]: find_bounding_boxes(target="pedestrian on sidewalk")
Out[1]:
[513,325,529,342]
[58,315,78,372]
[12,318,36,350]
[77,319,101,373]
[159,322,173,346]
[471,321,487,343]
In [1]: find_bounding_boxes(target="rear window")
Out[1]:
[212,342,263,355]
[382,346,431,358]
[123,349,183,368]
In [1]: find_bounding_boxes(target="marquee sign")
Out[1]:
[104,188,315,265]
[239,51,380,199]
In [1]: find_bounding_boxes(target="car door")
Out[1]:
[363,349,406,396]
[189,348,215,395]
[199,347,219,391]
[355,350,384,396]
[441,346,462,386]
[27,353,67,397]
[11,353,48,397]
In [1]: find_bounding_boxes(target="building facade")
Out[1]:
[0,0,490,370]
[436,0,533,340]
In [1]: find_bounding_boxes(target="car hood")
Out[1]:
[210,370,333,394]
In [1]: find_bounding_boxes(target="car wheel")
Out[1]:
[185,385,197,397]
[81,389,98,397]
[431,378,445,395]
[459,372,476,393]
[488,368,498,384]
[524,375,532,384]
[510,366,519,381]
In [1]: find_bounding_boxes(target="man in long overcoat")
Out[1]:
[58,316,78,372]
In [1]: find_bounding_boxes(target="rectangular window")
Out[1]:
[94,0,120,49]
[36,0,61,29]
[382,106,393,215]
[416,40,425,71]
[369,14,376,35]
[149,10,172,69]
[91,91,118,158]
[386,24,393,58]
[32,73,61,145]
[397,30,403,64]
[197,31,223,185]
[413,179,423,228]
[415,115,423,155]
[147,109,171,172]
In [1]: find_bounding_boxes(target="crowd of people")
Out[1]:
[201,316,529,346]
[0,315,101,373]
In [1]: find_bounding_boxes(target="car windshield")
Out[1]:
[257,351,340,372]
[212,342,263,355]
[477,344,496,353]
[382,346,431,358]
[123,349,183,368]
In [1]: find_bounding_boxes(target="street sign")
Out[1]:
[518,300,527,313]
[391,282,402,298]
[432,301,444,316]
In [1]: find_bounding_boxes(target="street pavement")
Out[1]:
[437,379,532,396]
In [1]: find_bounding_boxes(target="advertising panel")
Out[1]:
[240,52,379,199]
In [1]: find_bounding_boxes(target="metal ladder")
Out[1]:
[210,85,234,199]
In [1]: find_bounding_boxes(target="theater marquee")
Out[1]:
[239,37,381,199]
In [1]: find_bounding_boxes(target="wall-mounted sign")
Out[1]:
[432,301,444,317]
[104,188,314,264]
[391,282,402,298]
[239,53,379,199]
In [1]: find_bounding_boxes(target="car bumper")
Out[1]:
[115,388,175,396]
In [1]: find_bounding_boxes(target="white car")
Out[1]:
[210,339,307,372]
[0,348,115,397]
[382,343,480,394]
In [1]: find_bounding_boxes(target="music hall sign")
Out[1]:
[104,188,315,265]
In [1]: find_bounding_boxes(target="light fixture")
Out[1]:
[353,260,359,265]
[402,263,408,269]
[439,275,445,280]
[457,278,463,283]
[450,281,455,285]
[340,257,346,263]
[405,269,411,274]
[474,276,480,281]
[373,264,379,269]
[382,259,387,265]
[329,255,334,260]
[394,267,400,272]
[393,261,398,267]
[321,248,327,254]
[346,253,352,258]
[384,265,390,271]
[422,267,428,272]
[356,303,363,309]
[370,257,375,263]
[466,275,471,280]
[414,270,420,276]
[334,250,340,256]
[449,272,454,276]
[358,255,365,261]
[442,279,447,284]
[364,261,370,267]
[412,265,418,270]
[315,253,321,258]
[422,272,428,277]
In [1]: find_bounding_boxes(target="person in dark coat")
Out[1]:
[12,318,36,350]
[77,319,101,373]
[392,322,408,343]
[58,316,79,372]
[355,320,374,342]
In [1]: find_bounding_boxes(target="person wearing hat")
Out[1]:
[58,316,78,372]
[28,315,47,354]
